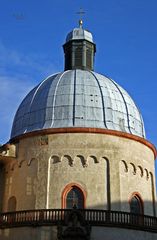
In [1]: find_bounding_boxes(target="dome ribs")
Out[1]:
[73,69,77,126]
[108,77,132,135]
[11,70,145,139]
[89,71,107,129]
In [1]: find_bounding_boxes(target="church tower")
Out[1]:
[0,21,157,240]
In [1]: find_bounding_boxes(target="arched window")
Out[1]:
[66,186,84,209]
[62,184,85,209]
[8,196,17,212]
[130,194,143,215]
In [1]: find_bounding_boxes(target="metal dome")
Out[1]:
[66,27,94,43]
[11,70,145,139]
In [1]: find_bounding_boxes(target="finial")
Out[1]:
[76,8,85,28]
[79,19,83,28]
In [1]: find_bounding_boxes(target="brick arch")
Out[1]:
[61,183,87,209]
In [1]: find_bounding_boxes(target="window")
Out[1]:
[86,48,92,69]
[130,195,143,215]
[65,186,84,209]
[75,46,82,67]
[8,196,16,212]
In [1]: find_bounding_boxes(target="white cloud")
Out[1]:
[0,74,34,143]
[0,41,59,143]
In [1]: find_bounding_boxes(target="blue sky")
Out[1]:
[0,1,157,167]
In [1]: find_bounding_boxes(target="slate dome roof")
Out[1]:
[11,69,145,139]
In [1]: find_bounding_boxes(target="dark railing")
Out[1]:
[0,209,157,232]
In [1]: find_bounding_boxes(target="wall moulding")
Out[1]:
[10,128,157,159]
[50,154,109,167]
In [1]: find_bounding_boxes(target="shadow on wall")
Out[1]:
[0,200,156,219]
[88,199,156,217]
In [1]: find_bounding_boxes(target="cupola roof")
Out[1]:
[66,27,94,43]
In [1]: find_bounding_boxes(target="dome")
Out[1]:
[11,69,145,139]
[66,27,94,43]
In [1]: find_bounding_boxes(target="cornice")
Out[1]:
[10,128,157,159]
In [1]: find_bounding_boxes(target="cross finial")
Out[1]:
[76,8,85,28]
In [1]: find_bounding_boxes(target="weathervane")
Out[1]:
[76,8,85,28]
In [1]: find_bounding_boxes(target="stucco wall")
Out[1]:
[1,133,156,216]
[0,226,157,240]
[0,226,57,240]
[91,226,157,240]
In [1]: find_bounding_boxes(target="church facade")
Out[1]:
[0,21,157,240]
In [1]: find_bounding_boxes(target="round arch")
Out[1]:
[62,183,86,209]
